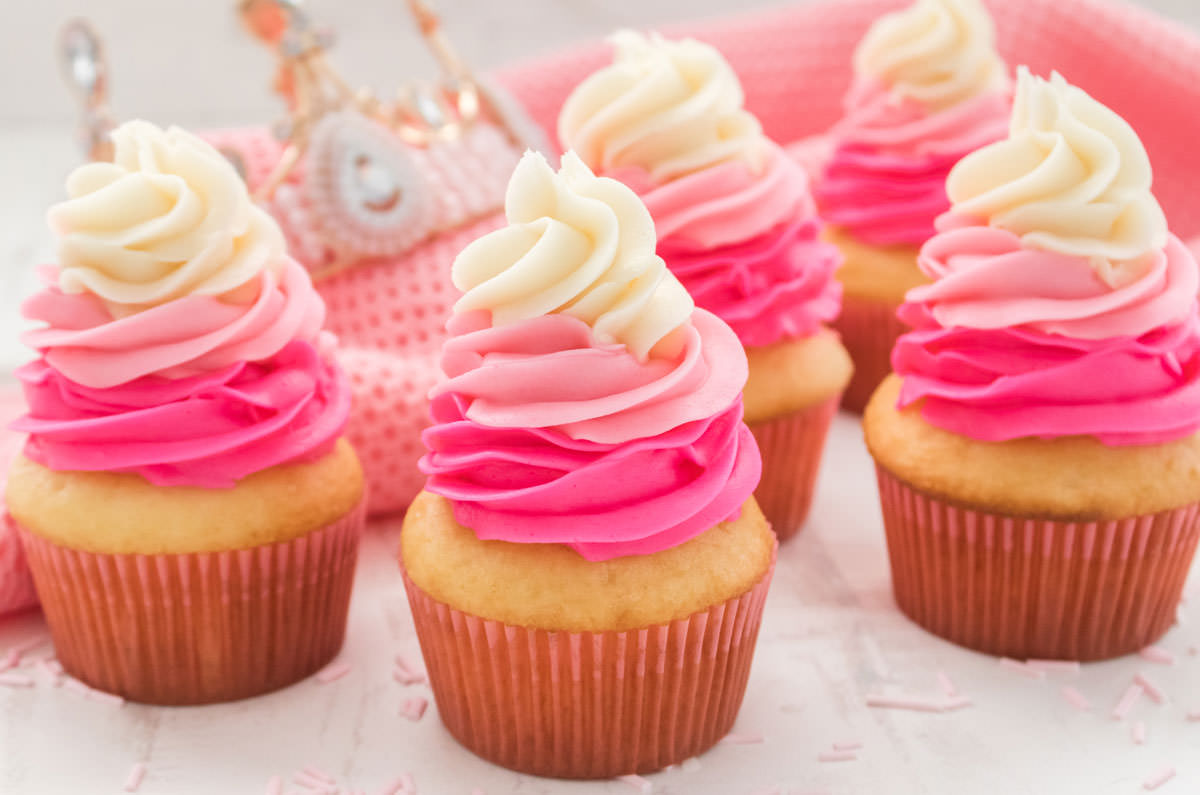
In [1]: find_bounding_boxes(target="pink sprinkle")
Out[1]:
[293,770,332,790]
[0,672,34,688]
[34,659,61,686]
[1143,766,1176,790]
[832,740,863,751]
[866,694,948,713]
[616,774,652,793]
[377,775,411,795]
[1189,646,1198,657]
[1135,672,1169,705]
[719,732,764,745]
[123,762,146,792]
[1026,659,1081,676]
[314,660,351,684]
[0,649,18,672]
[400,697,428,722]
[1113,683,1145,721]
[1061,686,1091,711]
[265,775,283,795]
[1140,646,1176,666]
[10,635,49,657]
[393,655,426,686]
[942,695,974,712]
[817,750,858,763]
[64,679,89,696]
[301,767,335,785]
[1186,711,1200,722]
[936,670,958,698]
[1133,721,1147,745]
[999,658,1045,680]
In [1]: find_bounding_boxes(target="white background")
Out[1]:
[2,2,1200,795]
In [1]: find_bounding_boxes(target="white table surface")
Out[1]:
[3,2,1200,794]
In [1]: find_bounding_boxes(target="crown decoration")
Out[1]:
[59,1,547,282]
[59,19,116,162]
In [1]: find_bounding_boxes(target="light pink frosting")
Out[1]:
[893,218,1200,444]
[420,309,761,561]
[15,257,351,486]
[817,80,1010,245]
[618,146,842,347]
[22,259,326,389]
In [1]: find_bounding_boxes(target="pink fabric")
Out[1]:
[814,80,1011,245]
[15,340,349,487]
[616,146,841,347]
[420,310,760,561]
[893,222,1200,444]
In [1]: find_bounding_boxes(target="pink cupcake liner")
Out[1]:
[749,394,841,541]
[15,498,366,704]
[830,294,907,414]
[876,466,1200,661]
[402,544,777,779]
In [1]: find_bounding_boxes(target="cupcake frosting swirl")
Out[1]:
[421,151,760,561]
[48,121,285,312]
[557,31,764,183]
[893,74,1200,446]
[947,68,1168,286]
[453,150,693,361]
[16,120,349,486]
[817,0,1010,246]
[855,0,1006,110]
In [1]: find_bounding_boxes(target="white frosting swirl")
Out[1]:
[453,150,694,360]
[854,0,1006,110]
[558,31,764,182]
[947,68,1168,286]
[48,120,285,311]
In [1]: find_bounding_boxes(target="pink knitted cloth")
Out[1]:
[4,0,1200,615]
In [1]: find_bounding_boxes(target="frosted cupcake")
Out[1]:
[865,69,1200,661]
[7,121,365,703]
[816,0,1010,411]
[401,151,774,777]
[559,32,852,538]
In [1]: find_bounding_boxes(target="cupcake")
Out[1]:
[401,151,775,777]
[6,121,366,703]
[815,0,1010,411]
[559,32,852,538]
[865,69,1200,661]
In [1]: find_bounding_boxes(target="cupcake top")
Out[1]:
[560,31,841,348]
[816,0,1012,246]
[420,150,760,561]
[893,69,1200,444]
[13,120,350,486]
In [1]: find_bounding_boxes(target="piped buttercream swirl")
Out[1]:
[947,68,1168,286]
[558,31,764,182]
[48,120,285,313]
[453,150,693,360]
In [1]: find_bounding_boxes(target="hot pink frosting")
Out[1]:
[620,146,842,347]
[15,257,351,486]
[420,309,761,561]
[893,220,1200,444]
[816,80,1010,246]
[14,340,350,486]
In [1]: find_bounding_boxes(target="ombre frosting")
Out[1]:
[420,151,760,561]
[15,120,350,486]
[560,32,841,348]
[894,72,1200,445]
[817,0,1010,246]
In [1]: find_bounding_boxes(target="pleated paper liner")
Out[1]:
[0,512,37,617]
[15,498,366,705]
[402,543,777,779]
[830,294,907,413]
[875,466,1200,661]
[749,394,840,541]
